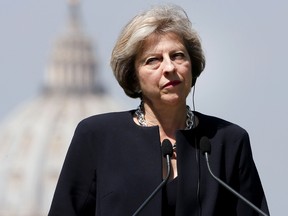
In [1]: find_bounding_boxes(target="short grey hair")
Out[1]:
[110,4,205,98]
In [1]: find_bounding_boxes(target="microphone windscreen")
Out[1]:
[200,136,211,154]
[162,139,173,157]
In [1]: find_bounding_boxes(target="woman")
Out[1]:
[48,4,269,216]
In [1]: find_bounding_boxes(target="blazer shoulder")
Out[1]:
[76,110,134,132]
[195,111,249,139]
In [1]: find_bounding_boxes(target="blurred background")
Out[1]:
[0,0,287,215]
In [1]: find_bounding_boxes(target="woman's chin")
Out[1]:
[160,95,186,106]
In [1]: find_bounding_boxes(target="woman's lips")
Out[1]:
[162,80,181,88]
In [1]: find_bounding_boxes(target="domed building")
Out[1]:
[0,1,122,215]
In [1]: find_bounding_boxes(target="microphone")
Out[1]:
[199,137,269,216]
[132,139,173,216]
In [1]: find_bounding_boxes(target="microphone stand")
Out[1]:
[132,154,171,216]
[204,152,269,216]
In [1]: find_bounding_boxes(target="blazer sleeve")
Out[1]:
[236,132,269,215]
[48,121,97,216]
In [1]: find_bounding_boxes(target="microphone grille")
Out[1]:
[162,139,173,157]
[200,136,211,154]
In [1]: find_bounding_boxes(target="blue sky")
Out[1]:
[1,0,287,215]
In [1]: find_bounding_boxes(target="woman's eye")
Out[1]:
[145,57,160,65]
[172,52,185,61]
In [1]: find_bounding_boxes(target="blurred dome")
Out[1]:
[0,1,122,215]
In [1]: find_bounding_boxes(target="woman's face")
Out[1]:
[135,32,192,107]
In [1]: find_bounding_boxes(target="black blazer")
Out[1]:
[48,111,269,216]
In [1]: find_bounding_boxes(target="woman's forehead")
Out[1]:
[139,32,185,55]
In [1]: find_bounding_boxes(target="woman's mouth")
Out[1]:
[162,80,181,88]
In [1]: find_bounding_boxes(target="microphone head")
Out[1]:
[199,136,211,155]
[161,139,173,158]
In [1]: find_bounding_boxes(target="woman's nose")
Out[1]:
[162,58,175,74]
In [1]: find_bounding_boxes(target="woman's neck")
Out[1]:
[142,101,187,139]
